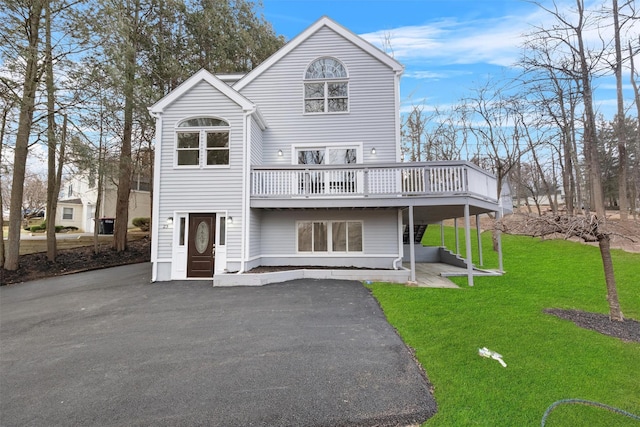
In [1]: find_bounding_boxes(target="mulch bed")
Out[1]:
[544,308,640,343]
[1,237,151,286]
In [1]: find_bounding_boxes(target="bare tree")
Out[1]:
[530,0,607,218]
[610,0,630,219]
[402,105,428,162]
[630,40,640,219]
[0,85,18,267]
[463,81,525,209]
[3,0,46,270]
[22,174,48,219]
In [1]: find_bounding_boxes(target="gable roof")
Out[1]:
[233,16,404,91]
[149,69,256,115]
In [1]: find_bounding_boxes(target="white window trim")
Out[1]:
[291,142,363,165]
[296,220,364,254]
[302,57,350,115]
[173,117,231,169]
[62,207,74,220]
[302,80,350,115]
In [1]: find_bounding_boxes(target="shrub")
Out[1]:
[132,217,151,232]
[30,225,44,232]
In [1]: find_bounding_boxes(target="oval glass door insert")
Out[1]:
[195,221,209,254]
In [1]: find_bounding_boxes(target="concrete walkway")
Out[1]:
[404,262,462,288]
[0,264,436,426]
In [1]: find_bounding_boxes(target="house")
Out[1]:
[149,16,501,286]
[56,170,151,233]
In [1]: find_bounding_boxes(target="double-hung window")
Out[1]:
[304,57,348,113]
[176,117,230,167]
[297,221,362,253]
[62,207,73,220]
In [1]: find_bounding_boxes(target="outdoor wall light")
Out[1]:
[277,149,283,157]
[371,147,376,155]
[227,216,233,224]
[164,217,173,229]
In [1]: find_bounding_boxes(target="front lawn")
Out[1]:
[368,227,640,426]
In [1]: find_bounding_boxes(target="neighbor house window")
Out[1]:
[297,221,362,253]
[176,117,230,167]
[62,207,73,220]
[304,57,348,113]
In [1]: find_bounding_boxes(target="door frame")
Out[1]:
[170,210,228,280]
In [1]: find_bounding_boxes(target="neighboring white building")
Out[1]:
[57,171,151,233]
[149,17,501,285]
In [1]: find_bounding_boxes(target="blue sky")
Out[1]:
[261,0,636,118]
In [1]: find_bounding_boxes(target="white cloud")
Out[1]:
[361,0,639,70]
[361,16,529,68]
[403,70,473,81]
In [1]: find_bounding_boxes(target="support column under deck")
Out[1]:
[497,209,504,272]
[464,203,474,287]
[408,205,416,283]
[476,214,483,267]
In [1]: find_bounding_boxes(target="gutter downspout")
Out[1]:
[237,108,254,274]
[148,110,162,282]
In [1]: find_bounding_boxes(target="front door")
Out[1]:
[187,213,216,278]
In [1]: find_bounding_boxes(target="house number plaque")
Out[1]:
[195,221,209,254]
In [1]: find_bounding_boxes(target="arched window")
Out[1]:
[175,117,230,167]
[304,57,348,113]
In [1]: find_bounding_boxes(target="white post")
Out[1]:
[464,203,474,287]
[497,209,504,272]
[476,214,483,267]
[454,218,460,254]
[409,205,416,283]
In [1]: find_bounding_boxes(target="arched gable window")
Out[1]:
[175,117,230,167]
[304,57,348,114]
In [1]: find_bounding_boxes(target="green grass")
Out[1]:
[368,226,640,426]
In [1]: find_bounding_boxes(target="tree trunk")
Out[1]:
[597,234,623,322]
[112,2,138,252]
[492,172,502,251]
[629,41,640,220]
[576,0,605,218]
[612,0,628,220]
[562,127,575,215]
[94,113,105,254]
[5,1,45,271]
[0,100,12,268]
[45,0,58,261]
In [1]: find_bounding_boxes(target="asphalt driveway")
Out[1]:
[0,264,436,426]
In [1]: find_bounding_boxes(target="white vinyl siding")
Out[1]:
[237,26,397,165]
[260,209,397,256]
[156,80,245,260]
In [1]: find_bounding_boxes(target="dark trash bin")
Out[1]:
[99,218,115,235]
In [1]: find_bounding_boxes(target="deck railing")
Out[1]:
[251,162,498,202]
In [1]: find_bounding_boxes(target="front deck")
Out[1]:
[249,160,502,287]
[250,161,498,211]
